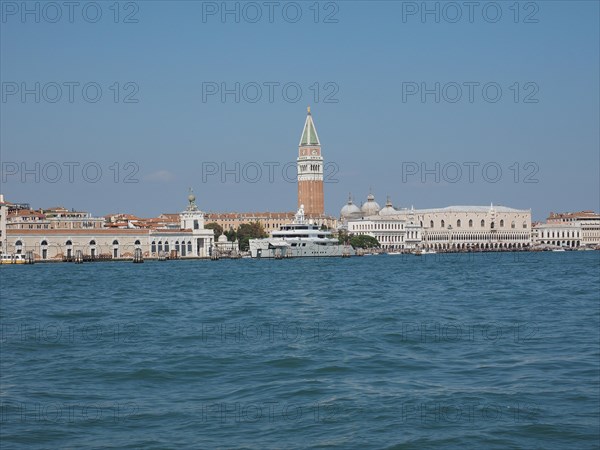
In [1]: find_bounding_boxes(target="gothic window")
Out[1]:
[481,220,485,227]
[469,219,473,227]
[457,220,461,228]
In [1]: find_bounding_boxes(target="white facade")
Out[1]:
[4,192,214,260]
[348,218,409,250]
[532,223,582,248]
[418,205,531,250]
[0,194,7,253]
[345,195,532,251]
[580,220,600,246]
[546,211,600,247]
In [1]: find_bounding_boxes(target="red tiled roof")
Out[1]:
[548,211,599,220]
[9,210,46,218]
[159,214,180,220]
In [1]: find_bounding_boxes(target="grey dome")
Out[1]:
[379,197,397,216]
[341,203,361,217]
[361,193,381,216]
[341,194,362,218]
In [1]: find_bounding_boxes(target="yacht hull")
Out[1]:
[249,240,354,258]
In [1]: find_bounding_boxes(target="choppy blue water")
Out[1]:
[1,252,599,449]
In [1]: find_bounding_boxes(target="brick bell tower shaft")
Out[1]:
[297,107,324,215]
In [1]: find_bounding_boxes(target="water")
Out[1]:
[1,252,599,449]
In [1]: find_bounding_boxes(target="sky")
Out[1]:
[1,0,599,221]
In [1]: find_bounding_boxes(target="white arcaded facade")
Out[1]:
[343,194,532,251]
[539,211,600,247]
[4,192,214,260]
[532,223,582,248]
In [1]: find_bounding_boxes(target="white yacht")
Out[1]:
[249,205,355,258]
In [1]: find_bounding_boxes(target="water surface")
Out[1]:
[1,252,599,449]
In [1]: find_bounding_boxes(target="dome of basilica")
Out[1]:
[361,193,381,216]
[340,194,362,218]
[379,197,398,216]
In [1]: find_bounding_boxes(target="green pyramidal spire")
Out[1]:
[299,106,321,146]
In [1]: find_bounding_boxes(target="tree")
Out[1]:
[337,229,350,245]
[224,229,237,242]
[205,222,223,238]
[237,222,268,251]
[349,235,380,249]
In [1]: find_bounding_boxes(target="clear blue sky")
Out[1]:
[1,1,598,220]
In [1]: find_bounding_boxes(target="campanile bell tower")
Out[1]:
[297,107,324,215]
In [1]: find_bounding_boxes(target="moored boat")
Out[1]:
[0,254,29,264]
[249,205,355,258]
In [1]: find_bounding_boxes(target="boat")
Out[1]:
[249,205,356,258]
[421,249,437,255]
[0,253,28,264]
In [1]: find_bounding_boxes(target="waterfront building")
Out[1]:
[417,204,532,250]
[343,194,532,251]
[4,192,214,260]
[546,211,600,247]
[532,222,582,248]
[0,194,7,254]
[6,205,104,230]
